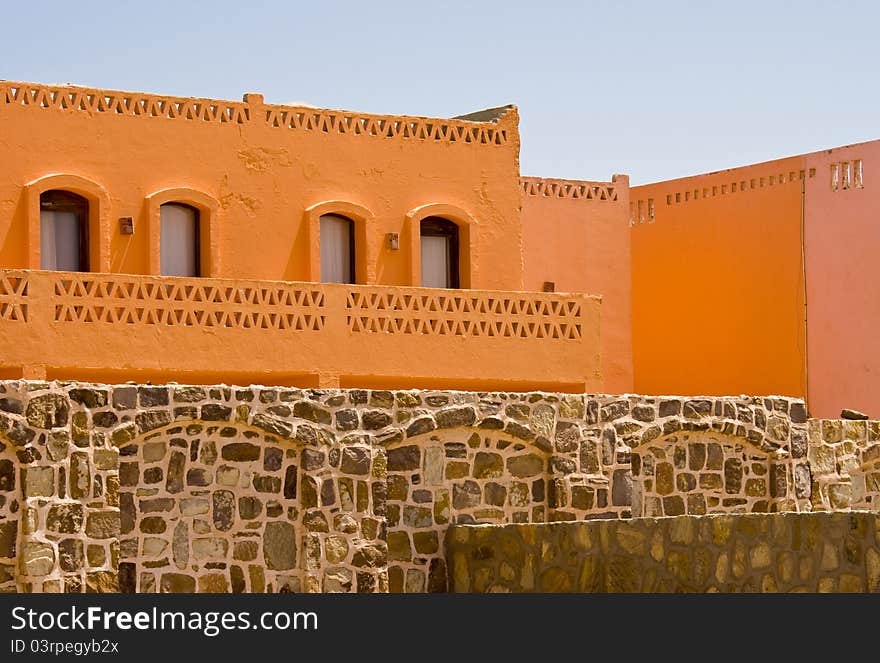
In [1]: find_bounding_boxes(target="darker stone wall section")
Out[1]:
[447,512,880,592]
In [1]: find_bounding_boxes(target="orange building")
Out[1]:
[4,78,879,419]
[0,80,602,393]
[631,139,880,419]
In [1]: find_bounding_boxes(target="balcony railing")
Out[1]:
[0,270,601,391]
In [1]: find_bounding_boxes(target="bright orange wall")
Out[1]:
[0,81,523,290]
[631,158,808,398]
[804,140,880,418]
[520,176,633,393]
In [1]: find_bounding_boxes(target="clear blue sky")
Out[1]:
[2,0,877,184]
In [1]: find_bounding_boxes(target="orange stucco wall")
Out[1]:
[804,141,880,418]
[0,81,522,289]
[631,158,808,399]
[520,176,633,393]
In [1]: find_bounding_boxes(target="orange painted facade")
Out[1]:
[520,176,633,393]
[0,80,603,392]
[632,139,880,419]
[630,158,809,401]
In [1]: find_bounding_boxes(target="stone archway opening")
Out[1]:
[116,421,301,593]
[631,432,792,517]
[384,428,551,593]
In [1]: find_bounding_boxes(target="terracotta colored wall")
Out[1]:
[631,158,809,399]
[804,141,880,418]
[0,81,522,290]
[520,176,633,393]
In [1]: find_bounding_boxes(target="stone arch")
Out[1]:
[629,431,793,518]
[591,396,805,518]
[115,420,303,593]
[383,425,555,593]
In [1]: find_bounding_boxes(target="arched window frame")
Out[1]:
[304,201,375,284]
[405,203,475,288]
[146,188,220,277]
[25,174,111,271]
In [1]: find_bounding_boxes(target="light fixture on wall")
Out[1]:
[119,217,134,235]
[542,281,555,293]
[387,232,400,250]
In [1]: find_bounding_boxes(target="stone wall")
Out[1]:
[0,379,843,593]
[808,418,880,512]
[447,512,880,592]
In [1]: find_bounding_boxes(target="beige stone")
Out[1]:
[325,535,350,564]
[93,449,119,470]
[173,521,189,569]
[143,537,168,557]
[192,538,229,560]
[21,542,55,576]
[143,442,167,463]
[216,465,240,487]
[323,567,352,593]
[423,446,444,486]
[23,467,54,497]
[180,498,210,516]
[406,568,426,593]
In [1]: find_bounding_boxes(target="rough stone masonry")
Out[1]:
[0,380,874,593]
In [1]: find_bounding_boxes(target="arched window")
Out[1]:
[160,203,200,277]
[420,216,459,288]
[320,214,355,284]
[40,190,89,271]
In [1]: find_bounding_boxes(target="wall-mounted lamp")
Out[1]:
[542,281,555,293]
[119,217,134,235]
[387,232,400,250]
